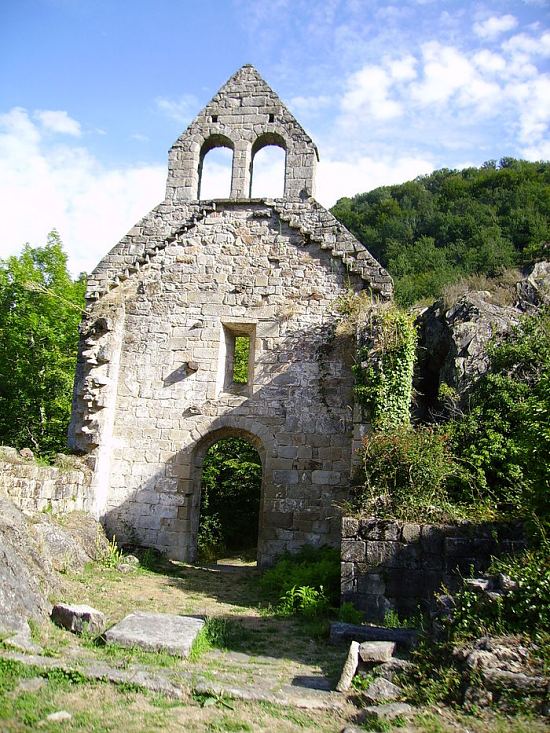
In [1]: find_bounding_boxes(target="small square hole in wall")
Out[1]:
[268,113,275,123]
[211,115,218,123]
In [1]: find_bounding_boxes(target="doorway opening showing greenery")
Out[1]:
[197,437,262,563]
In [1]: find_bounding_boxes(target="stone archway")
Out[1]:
[189,426,267,563]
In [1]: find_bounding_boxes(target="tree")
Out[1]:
[0,232,85,457]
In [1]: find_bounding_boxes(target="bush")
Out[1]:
[447,549,550,641]
[353,425,460,521]
[449,309,550,524]
[259,545,340,607]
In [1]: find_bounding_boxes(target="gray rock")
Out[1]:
[104,611,204,657]
[358,641,395,663]
[18,447,34,461]
[51,603,106,635]
[497,573,517,592]
[375,658,415,682]
[116,562,136,574]
[0,492,59,636]
[123,555,140,566]
[336,641,359,692]
[31,516,90,572]
[330,622,417,650]
[363,677,402,704]
[360,702,414,722]
[464,578,490,592]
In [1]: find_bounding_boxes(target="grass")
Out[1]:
[3,550,549,732]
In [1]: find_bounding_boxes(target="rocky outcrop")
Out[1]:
[0,489,107,646]
[415,262,550,415]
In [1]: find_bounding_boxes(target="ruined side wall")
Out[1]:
[341,517,527,621]
[0,451,91,514]
[71,203,363,564]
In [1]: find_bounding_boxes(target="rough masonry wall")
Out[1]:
[341,517,527,621]
[0,449,90,515]
[71,202,365,564]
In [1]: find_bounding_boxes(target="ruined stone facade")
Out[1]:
[69,65,391,564]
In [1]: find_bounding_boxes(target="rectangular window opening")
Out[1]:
[218,323,256,396]
[211,114,218,123]
[268,113,275,123]
[233,335,250,385]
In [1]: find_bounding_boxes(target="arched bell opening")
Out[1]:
[249,132,287,198]
[198,134,235,199]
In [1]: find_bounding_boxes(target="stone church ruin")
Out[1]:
[69,65,392,565]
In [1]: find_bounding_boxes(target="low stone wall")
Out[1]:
[0,448,91,515]
[341,517,526,621]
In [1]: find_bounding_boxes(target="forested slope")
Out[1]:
[331,158,550,305]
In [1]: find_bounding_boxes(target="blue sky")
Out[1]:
[1,0,549,274]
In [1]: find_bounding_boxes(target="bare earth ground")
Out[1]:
[0,556,547,733]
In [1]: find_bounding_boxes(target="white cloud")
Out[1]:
[473,14,518,40]
[473,49,506,74]
[502,30,550,59]
[506,75,550,151]
[0,107,164,276]
[288,95,333,115]
[34,109,81,136]
[316,155,434,207]
[411,42,477,105]
[341,65,403,122]
[388,55,417,82]
[156,94,198,124]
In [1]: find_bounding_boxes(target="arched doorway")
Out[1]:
[192,429,264,563]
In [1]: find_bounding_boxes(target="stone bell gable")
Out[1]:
[70,65,392,565]
[166,63,319,201]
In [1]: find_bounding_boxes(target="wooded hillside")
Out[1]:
[331,158,550,305]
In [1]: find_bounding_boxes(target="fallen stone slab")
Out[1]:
[51,604,106,635]
[336,641,359,692]
[363,677,402,704]
[104,611,204,658]
[330,622,418,650]
[358,641,395,663]
[360,702,414,722]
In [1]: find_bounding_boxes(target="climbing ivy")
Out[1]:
[353,305,417,430]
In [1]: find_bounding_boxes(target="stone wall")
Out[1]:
[341,517,526,621]
[0,449,91,515]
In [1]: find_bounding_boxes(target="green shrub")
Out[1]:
[449,309,550,525]
[338,601,364,624]
[447,549,550,641]
[353,425,460,521]
[259,545,340,607]
[277,585,330,619]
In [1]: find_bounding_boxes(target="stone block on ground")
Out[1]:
[51,603,106,635]
[104,611,204,658]
[359,702,414,723]
[336,641,359,692]
[330,622,418,650]
[363,677,403,704]
[358,641,395,663]
[375,658,415,681]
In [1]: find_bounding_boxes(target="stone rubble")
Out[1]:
[51,603,106,636]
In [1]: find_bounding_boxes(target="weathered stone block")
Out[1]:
[51,603,106,635]
[358,641,395,663]
[104,612,204,657]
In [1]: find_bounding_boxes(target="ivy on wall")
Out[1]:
[353,304,418,430]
